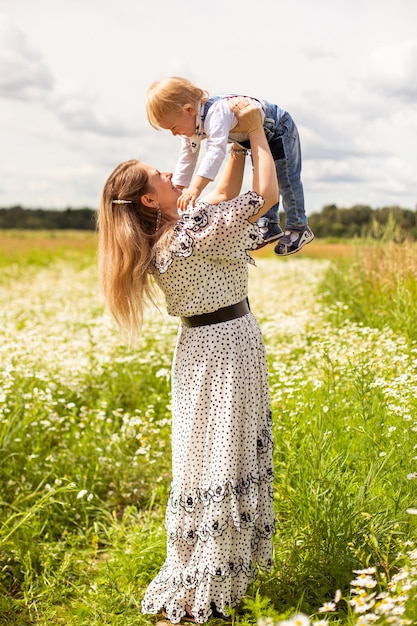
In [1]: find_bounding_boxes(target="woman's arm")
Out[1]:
[203,97,278,216]
[229,98,278,222]
[202,143,246,205]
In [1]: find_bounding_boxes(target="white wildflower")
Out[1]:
[354,615,379,625]
[353,567,376,576]
[276,617,310,626]
[374,596,395,614]
[257,619,275,626]
[351,575,378,589]
[289,615,310,626]
[408,548,417,561]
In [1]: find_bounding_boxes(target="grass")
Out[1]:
[252,238,357,261]
[0,229,97,267]
[318,239,417,343]
[1,232,417,625]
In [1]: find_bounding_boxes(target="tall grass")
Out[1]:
[1,233,417,624]
[319,239,417,342]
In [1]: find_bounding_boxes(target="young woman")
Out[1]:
[97,98,278,624]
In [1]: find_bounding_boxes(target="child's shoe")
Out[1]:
[257,218,284,249]
[274,225,314,256]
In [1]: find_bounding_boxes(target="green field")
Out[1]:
[1,231,417,625]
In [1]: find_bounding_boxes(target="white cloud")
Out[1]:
[0,14,53,100]
[0,13,134,138]
[360,39,417,103]
[301,43,338,61]
[52,91,132,137]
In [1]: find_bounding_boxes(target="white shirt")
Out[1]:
[172,97,265,188]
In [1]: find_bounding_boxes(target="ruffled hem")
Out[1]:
[165,455,274,548]
[169,460,274,510]
[142,509,274,623]
[166,480,275,547]
[142,561,268,624]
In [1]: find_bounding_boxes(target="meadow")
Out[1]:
[1,230,417,625]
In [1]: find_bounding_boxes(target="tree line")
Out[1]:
[0,203,416,239]
[307,203,417,240]
[0,206,95,230]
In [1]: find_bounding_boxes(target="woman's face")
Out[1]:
[144,165,181,216]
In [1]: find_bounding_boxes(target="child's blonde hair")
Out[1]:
[146,77,208,129]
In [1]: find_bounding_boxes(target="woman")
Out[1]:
[97,98,278,624]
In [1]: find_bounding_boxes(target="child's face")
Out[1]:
[158,104,197,137]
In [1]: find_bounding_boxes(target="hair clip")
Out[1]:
[112,199,133,205]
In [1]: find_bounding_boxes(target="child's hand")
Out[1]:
[177,187,201,211]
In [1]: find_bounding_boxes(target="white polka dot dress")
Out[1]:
[142,192,275,624]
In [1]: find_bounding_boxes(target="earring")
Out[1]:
[155,205,161,233]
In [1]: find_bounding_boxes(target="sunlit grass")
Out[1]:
[252,238,357,261]
[1,234,417,624]
[319,240,417,341]
[0,229,97,267]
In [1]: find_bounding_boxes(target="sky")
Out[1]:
[0,0,416,214]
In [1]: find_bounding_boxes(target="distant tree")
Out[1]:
[308,203,417,240]
[0,206,96,230]
[0,203,415,238]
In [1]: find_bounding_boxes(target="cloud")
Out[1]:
[0,14,53,100]
[301,127,380,162]
[0,14,132,138]
[306,159,367,187]
[361,39,417,103]
[296,97,388,163]
[305,150,417,209]
[301,43,338,60]
[52,93,133,137]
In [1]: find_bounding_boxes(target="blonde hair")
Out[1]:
[97,159,168,341]
[146,76,208,129]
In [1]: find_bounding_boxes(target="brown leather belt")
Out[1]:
[181,299,250,328]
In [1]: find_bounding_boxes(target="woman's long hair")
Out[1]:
[97,159,167,341]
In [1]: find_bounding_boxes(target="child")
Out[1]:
[146,76,314,256]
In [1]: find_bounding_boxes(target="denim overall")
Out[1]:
[202,97,306,230]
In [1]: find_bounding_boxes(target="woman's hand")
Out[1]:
[229,97,263,134]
